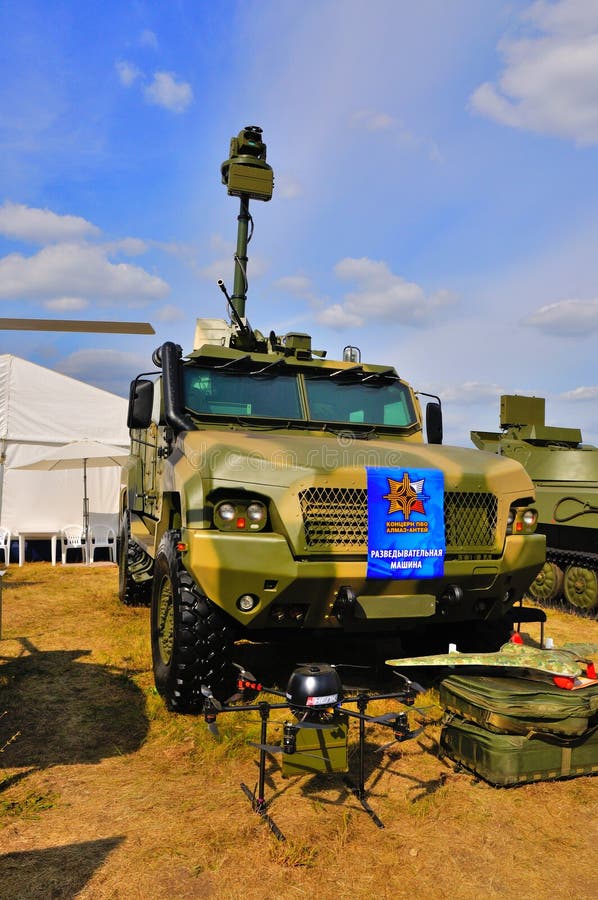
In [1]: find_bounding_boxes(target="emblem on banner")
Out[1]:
[366,466,445,580]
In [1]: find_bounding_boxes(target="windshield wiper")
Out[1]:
[213,354,252,371]
[249,358,288,376]
[361,368,399,385]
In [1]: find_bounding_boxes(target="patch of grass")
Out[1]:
[1,564,598,900]
[268,837,319,868]
[0,790,59,822]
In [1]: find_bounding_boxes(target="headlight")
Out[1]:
[506,506,538,535]
[217,502,236,521]
[247,502,266,523]
[522,509,537,528]
[213,498,268,532]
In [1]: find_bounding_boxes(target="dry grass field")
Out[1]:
[1,563,597,899]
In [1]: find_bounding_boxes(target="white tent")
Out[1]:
[0,355,129,551]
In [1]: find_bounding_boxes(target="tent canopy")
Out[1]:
[0,355,130,534]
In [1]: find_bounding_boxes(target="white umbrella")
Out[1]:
[17,439,130,537]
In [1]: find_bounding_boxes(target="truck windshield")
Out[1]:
[304,377,416,427]
[183,364,417,428]
[183,367,304,419]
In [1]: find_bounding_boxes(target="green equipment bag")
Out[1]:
[438,674,598,737]
[439,714,598,786]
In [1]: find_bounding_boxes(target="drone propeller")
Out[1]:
[248,740,286,755]
[201,685,223,737]
[0,317,155,334]
[376,725,425,753]
[391,670,426,695]
[374,712,425,752]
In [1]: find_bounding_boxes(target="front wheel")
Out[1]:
[118,514,152,607]
[151,531,235,712]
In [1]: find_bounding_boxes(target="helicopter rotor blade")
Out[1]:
[0,317,155,335]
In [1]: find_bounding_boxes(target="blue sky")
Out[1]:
[1,0,598,446]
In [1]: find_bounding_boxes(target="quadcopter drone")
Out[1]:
[201,661,429,840]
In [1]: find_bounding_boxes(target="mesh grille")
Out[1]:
[443,492,497,550]
[299,487,368,549]
[298,487,498,552]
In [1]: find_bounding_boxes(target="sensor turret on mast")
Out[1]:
[220,125,273,325]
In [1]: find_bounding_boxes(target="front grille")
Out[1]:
[300,487,368,549]
[298,487,498,553]
[444,492,497,550]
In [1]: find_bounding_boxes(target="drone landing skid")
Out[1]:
[343,776,385,829]
[240,781,285,842]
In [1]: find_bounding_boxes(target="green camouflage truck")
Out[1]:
[119,126,545,711]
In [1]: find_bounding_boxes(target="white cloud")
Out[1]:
[316,257,457,329]
[316,303,363,329]
[144,71,193,113]
[43,296,89,311]
[116,60,141,87]
[560,385,598,400]
[0,201,100,244]
[111,237,148,256]
[439,382,505,406]
[200,254,267,283]
[139,29,158,49]
[273,275,313,295]
[276,174,302,200]
[57,348,148,395]
[156,303,186,322]
[470,0,598,144]
[349,109,442,161]
[523,297,598,335]
[350,109,395,131]
[0,242,169,302]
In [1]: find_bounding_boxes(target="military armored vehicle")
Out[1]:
[472,394,598,616]
[120,125,545,712]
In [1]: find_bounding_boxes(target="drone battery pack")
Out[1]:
[439,715,598,786]
[439,674,598,737]
[282,716,349,778]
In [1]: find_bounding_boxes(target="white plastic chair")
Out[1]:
[0,527,11,566]
[60,525,86,564]
[88,524,116,563]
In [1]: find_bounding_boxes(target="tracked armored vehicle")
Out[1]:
[472,394,598,617]
[120,126,545,712]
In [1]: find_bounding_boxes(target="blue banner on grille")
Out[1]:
[366,467,445,579]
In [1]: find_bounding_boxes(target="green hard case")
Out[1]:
[440,715,598,786]
[439,674,598,737]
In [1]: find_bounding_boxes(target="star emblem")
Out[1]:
[383,473,426,519]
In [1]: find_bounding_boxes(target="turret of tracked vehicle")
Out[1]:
[472,394,598,617]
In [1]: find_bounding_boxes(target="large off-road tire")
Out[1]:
[118,514,152,607]
[151,531,235,713]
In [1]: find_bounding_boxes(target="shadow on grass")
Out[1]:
[0,835,125,899]
[0,639,148,775]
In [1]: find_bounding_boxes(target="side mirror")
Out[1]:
[426,401,443,445]
[127,378,154,429]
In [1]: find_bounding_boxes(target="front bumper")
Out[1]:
[181,529,545,631]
